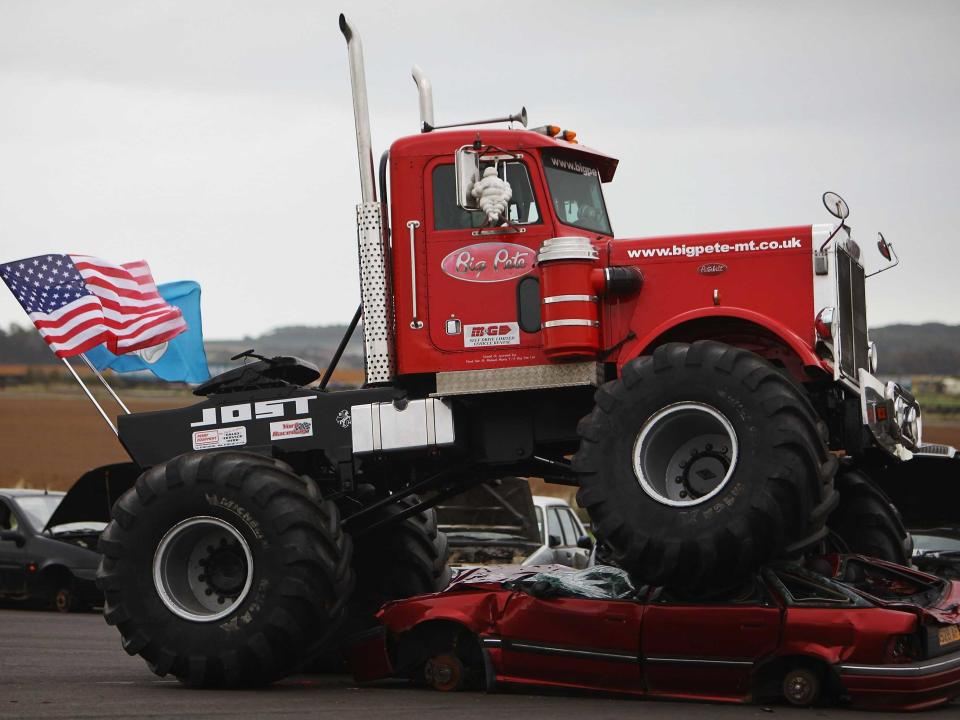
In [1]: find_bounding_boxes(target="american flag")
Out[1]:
[0,254,187,358]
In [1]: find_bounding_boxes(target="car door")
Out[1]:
[641,579,781,699]
[0,499,26,596]
[495,590,645,694]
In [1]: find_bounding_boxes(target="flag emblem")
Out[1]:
[0,254,186,357]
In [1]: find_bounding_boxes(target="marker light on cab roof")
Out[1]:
[561,129,578,143]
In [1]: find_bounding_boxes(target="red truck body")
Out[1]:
[388,129,826,381]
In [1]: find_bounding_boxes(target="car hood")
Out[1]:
[435,477,541,544]
[44,463,140,531]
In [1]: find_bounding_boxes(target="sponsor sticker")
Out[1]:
[270,418,314,440]
[192,426,247,451]
[441,243,534,283]
[464,322,520,348]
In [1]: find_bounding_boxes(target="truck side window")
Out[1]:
[432,162,541,231]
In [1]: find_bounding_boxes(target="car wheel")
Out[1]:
[54,587,77,613]
[782,666,821,706]
[424,653,465,692]
[97,451,353,687]
[574,341,838,592]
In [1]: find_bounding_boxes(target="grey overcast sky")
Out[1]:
[1,0,958,339]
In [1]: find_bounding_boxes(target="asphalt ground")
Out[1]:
[1,607,957,720]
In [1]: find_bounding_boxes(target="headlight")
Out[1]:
[868,341,879,373]
[815,307,835,340]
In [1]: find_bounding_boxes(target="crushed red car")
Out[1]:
[347,556,960,711]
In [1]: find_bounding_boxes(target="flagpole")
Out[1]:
[61,357,118,436]
[79,352,131,414]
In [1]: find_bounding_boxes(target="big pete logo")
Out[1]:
[190,395,316,428]
[441,242,534,283]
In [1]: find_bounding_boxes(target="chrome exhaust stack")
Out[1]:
[339,13,395,384]
[339,13,376,203]
[411,65,435,133]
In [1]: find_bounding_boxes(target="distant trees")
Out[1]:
[0,321,956,376]
[0,324,58,365]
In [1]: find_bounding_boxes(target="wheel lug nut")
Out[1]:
[721,446,728,454]
[679,491,688,498]
[204,588,213,596]
[674,476,683,484]
[198,574,206,582]
[217,596,225,605]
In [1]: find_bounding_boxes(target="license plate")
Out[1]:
[939,625,960,647]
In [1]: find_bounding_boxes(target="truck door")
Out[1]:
[422,157,550,362]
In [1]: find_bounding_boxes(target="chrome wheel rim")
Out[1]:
[633,402,738,507]
[153,516,253,623]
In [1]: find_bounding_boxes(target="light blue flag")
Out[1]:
[85,280,210,383]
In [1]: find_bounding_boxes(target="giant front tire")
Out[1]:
[828,468,913,565]
[574,341,838,591]
[96,451,353,687]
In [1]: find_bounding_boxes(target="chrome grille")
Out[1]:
[836,246,869,380]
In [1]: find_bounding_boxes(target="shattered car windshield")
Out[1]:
[542,151,612,235]
[508,566,638,600]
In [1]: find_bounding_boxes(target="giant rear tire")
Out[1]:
[96,451,353,687]
[828,468,912,564]
[574,341,838,591]
[350,494,451,620]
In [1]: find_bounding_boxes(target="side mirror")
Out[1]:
[822,191,850,221]
[0,530,25,547]
[877,232,892,261]
[866,231,900,278]
[576,535,595,551]
[455,146,480,210]
[548,534,562,548]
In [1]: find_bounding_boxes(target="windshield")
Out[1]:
[15,495,62,531]
[542,151,612,235]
